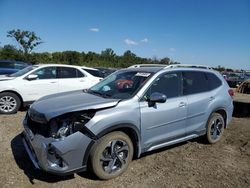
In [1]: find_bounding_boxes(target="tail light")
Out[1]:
[228,89,234,97]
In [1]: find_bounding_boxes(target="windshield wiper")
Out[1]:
[88,90,112,98]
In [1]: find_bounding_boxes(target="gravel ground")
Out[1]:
[0,112,249,188]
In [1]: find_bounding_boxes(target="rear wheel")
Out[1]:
[90,131,134,180]
[206,113,225,144]
[0,92,21,114]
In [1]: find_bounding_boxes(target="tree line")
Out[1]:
[0,29,180,68]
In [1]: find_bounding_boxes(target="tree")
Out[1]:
[7,29,42,54]
[160,57,171,64]
[0,44,24,60]
[101,48,116,61]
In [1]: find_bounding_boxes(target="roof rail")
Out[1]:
[164,64,212,70]
[128,64,167,68]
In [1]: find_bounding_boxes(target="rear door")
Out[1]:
[140,72,188,150]
[57,67,90,93]
[182,71,210,135]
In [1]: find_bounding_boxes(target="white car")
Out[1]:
[0,64,102,114]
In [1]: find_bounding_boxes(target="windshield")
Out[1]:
[88,70,153,99]
[9,65,37,77]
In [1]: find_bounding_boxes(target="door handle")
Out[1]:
[79,80,85,82]
[50,81,57,83]
[178,102,187,107]
[209,96,215,101]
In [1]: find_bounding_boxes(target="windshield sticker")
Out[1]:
[135,72,151,77]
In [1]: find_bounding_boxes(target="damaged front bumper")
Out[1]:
[22,126,94,175]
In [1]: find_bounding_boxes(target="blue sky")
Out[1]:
[0,0,249,69]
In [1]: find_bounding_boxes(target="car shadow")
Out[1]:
[11,134,75,184]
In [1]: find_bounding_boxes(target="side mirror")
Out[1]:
[26,74,38,80]
[149,92,167,103]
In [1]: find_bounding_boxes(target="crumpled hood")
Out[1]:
[30,90,120,121]
[0,75,16,81]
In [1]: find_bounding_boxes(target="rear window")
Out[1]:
[82,68,101,77]
[183,71,207,95]
[206,72,222,90]
[58,67,84,78]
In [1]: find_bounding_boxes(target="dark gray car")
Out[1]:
[22,64,233,179]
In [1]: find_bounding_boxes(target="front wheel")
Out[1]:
[206,113,225,144]
[0,92,21,114]
[90,131,134,180]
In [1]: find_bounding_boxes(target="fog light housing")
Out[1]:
[47,144,64,168]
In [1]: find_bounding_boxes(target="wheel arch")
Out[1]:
[96,124,141,159]
[0,90,23,106]
[211,108,227,128]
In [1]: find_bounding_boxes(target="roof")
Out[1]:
[81,66,98,71]
[127,63,213,73]
[35,64,82,68]
[126,66,164,73]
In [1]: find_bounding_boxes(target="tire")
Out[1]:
[0,92,21,114]
[90,131,134,180]
[205,113,225,144]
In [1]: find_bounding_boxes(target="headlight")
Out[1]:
[28,107,47,124]
[50,111,95,139]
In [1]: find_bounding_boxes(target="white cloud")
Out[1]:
[124,38,138,45]
[169,48,176,52]
[141,38,148,43]
[89,28,99,32]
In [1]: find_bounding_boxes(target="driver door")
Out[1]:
[140,72,187,151]
[22,66,59,101]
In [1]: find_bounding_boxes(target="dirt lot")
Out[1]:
[0,112,249,188]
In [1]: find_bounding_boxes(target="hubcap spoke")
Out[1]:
[110,140,117,154]
[117,155,126,166]
[100,154,113,162]
[105,158,117,174]
[116,144,128,153]
[212,129,217,139]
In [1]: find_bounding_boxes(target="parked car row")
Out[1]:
[21,64,233,179]
[222,71,250,88]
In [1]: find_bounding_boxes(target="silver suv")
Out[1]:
[22,64,234,179]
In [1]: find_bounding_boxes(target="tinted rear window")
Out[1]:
[183,71,207,95]
[83,68,101,77]
[206,72,222,90]
[58,67,84,78]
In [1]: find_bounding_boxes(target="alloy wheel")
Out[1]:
[0,96,17,113]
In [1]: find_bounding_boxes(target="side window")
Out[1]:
[183,71,207,95]
[145,72,182,99]
[206,72,222,90]
[58,67,78,78]
[83,68,101,77]
[76,69,85,78]
[31,67,56,79]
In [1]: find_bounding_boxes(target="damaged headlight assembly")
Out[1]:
[49,111,96,139]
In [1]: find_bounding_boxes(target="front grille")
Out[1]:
[27,116,50,137]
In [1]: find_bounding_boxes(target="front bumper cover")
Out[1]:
[22,127,93,175]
